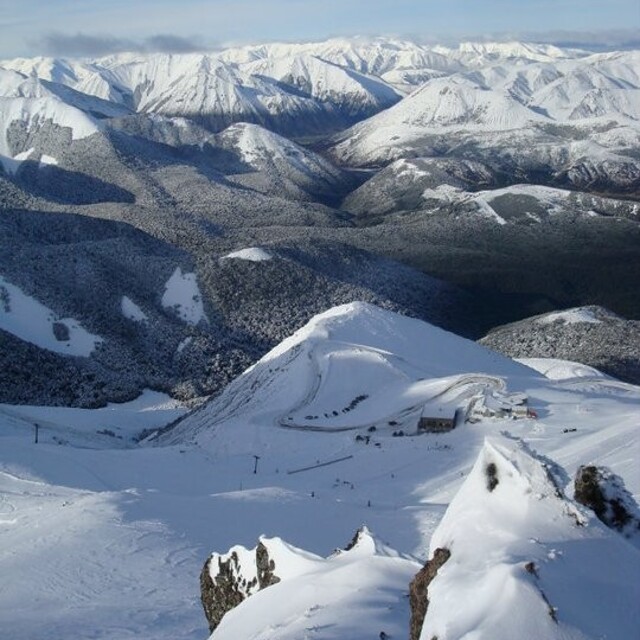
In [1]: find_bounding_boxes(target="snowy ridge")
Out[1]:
[160,302,536,444]
[0,95,101,172]
[420,437,640,640]
[209,528,418,640]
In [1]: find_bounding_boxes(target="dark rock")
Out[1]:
[409,547,451,640]
[486,462,499,492]
[256,541,281,590]
[574,465,640,540]
[200,541,281,633]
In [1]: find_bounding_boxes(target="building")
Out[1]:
[418,408,462,433]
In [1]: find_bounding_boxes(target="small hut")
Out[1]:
[417,409,458,434]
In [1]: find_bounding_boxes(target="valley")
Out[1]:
[1,34,639,640]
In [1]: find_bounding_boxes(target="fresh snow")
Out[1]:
[0,95,101,172]
[0,274,103,356]
[220,247,273,262]
[517,357,609,380]
[539,308,602,325]
[0,302,639,638]
[210,529,419,640]
[121,295,148,322]
[421,437,640,640]
[161,267,207,326]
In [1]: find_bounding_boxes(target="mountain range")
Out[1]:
[1,35,639,403]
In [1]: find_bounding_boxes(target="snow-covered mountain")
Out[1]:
[3,36,635,141]
[480,306,640,384]
[159,302,534,445]
[330,48,640,177]
[344,158,640,220]
[3,303,637,638]
[1,43,404,136]
[216,122,350,202]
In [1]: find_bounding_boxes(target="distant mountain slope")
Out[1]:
[480,306,640,384]
[216,122,351,203]
[330,49,640,197]
[343,159,640,221]
[1,43,402,136]
[0,206,471,406]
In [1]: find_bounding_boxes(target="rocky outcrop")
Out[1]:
[409,547,451,640]
[574,465,640,542]
[200,540,281,633]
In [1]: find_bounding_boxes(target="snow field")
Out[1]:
[0,303,639,639]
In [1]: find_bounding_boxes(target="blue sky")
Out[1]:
[0,0,638,57]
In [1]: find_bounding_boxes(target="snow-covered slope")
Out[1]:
[417,437,640,640]
[217,122,348,201]
[481,306,640,384]
[0,274,103,356]
[204,528,418,640]
[2,302,640,639]
[161,301,537,443]
[240,53,400,114]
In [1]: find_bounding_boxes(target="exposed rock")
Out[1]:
[408,547,451,640]
[200,554,245,633]
[343,525,368,552]
[485,461,499,492]
[200,541,281,633]
[255,541,281,590]
[574,465,640,542]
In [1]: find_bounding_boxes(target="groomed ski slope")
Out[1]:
[0,303,638,639]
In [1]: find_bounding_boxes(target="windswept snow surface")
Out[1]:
[219,247,273,262]
[538,307,603,325]
[1,303,639,639]
[0,274,103,356]
[421,438,640,640]
[161,267,207,326]
[120,295,148,323]
[210,529,419,640]
[517,357,608,380]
